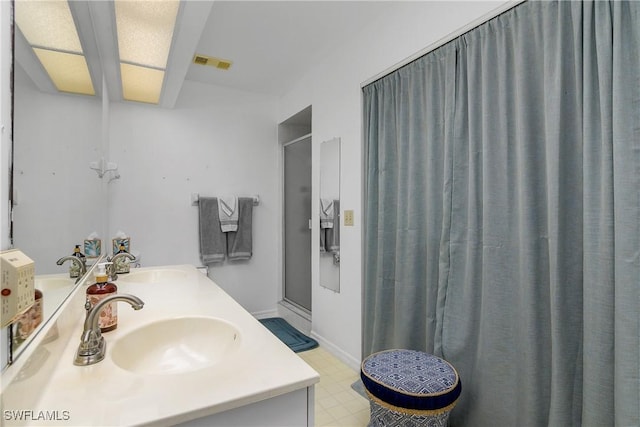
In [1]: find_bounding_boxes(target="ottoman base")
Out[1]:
[368,399,452,427]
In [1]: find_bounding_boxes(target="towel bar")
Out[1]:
[191,193,260,207]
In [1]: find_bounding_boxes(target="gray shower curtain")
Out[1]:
[363,2,639,426]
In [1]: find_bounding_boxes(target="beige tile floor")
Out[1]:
[298,346,371,427]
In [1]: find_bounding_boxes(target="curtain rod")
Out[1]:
[361,0,526,88]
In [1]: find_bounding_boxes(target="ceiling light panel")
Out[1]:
[115,0,179,104]
[33,48,95,95]
[15,0,82,53]
[115,0,180,69]
[120,63,164,105]
[15,0,95,97]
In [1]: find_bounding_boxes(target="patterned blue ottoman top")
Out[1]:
[361,349,461,411]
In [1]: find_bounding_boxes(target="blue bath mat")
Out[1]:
[351,379,369,400]
[259,317,318,353]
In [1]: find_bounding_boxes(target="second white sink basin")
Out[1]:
[111,316,241,375]
[117,269,189,284]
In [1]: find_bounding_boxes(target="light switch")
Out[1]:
[344,210,354,226]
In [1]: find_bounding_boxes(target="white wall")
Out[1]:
[109,80,279,314]
[278,1,507,367]
[12,67,103,274]
[13,76,280,315]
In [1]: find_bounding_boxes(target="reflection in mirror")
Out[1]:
[10,274,72,352]
[9,13,104,364]
[9,254,105,363]
[319,137,340,292]
[13,65,104,273]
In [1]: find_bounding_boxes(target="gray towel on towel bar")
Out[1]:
[199,197,226,263]
[325,199,340,253]
[227,197,253,260]
[320,198,334,229]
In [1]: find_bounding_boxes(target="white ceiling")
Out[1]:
[184,1,398,95]
[15,1,399,106]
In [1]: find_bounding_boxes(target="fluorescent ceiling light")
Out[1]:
[15,0,82,52]
[15,0,95,96]
[120,63,165,105]
[115,0,180,104]
[33,48,95,95]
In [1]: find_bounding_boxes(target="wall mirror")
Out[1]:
[6,11,105,364]
[319,137,340,292]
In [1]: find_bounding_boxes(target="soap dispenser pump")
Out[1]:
[86,262,118,332]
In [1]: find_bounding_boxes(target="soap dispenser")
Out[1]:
[69,245,86,278]
[114,243,131,274]
[86,263,118,332]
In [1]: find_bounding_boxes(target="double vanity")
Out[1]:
[2,265,319,426]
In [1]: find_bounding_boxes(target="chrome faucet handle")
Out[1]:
[104,261,118,282]
[83,298,92,321]
[103,259,118,281]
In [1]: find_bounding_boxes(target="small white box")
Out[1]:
[1,249,35,328]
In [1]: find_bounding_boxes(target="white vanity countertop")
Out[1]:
[4,265,319,426]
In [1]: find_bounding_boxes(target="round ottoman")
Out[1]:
[360,349,461,427]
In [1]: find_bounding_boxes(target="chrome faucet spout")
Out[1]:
[83,294,144,332]
[74,294,144,366]
[56,255,87,281]
[111,252,136,263]
[108,252,137,280]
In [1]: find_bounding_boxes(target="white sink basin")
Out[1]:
[117,269,189,284]
[111,316,241,375]
[35,277,75,292]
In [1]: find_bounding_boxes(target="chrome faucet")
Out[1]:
[56,255,87,282]
[74,294,144,366]
[109,252,136,279]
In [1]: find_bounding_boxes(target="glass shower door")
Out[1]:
[283,136,312,312]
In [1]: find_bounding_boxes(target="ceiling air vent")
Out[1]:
[193,54,232,70]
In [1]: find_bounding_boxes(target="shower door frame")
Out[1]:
[282,134,313,315]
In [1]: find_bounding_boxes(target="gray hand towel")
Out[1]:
[199,197,226,263]
[320,198,334,228]
[227,197,253,261]
[325,199,340,253]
